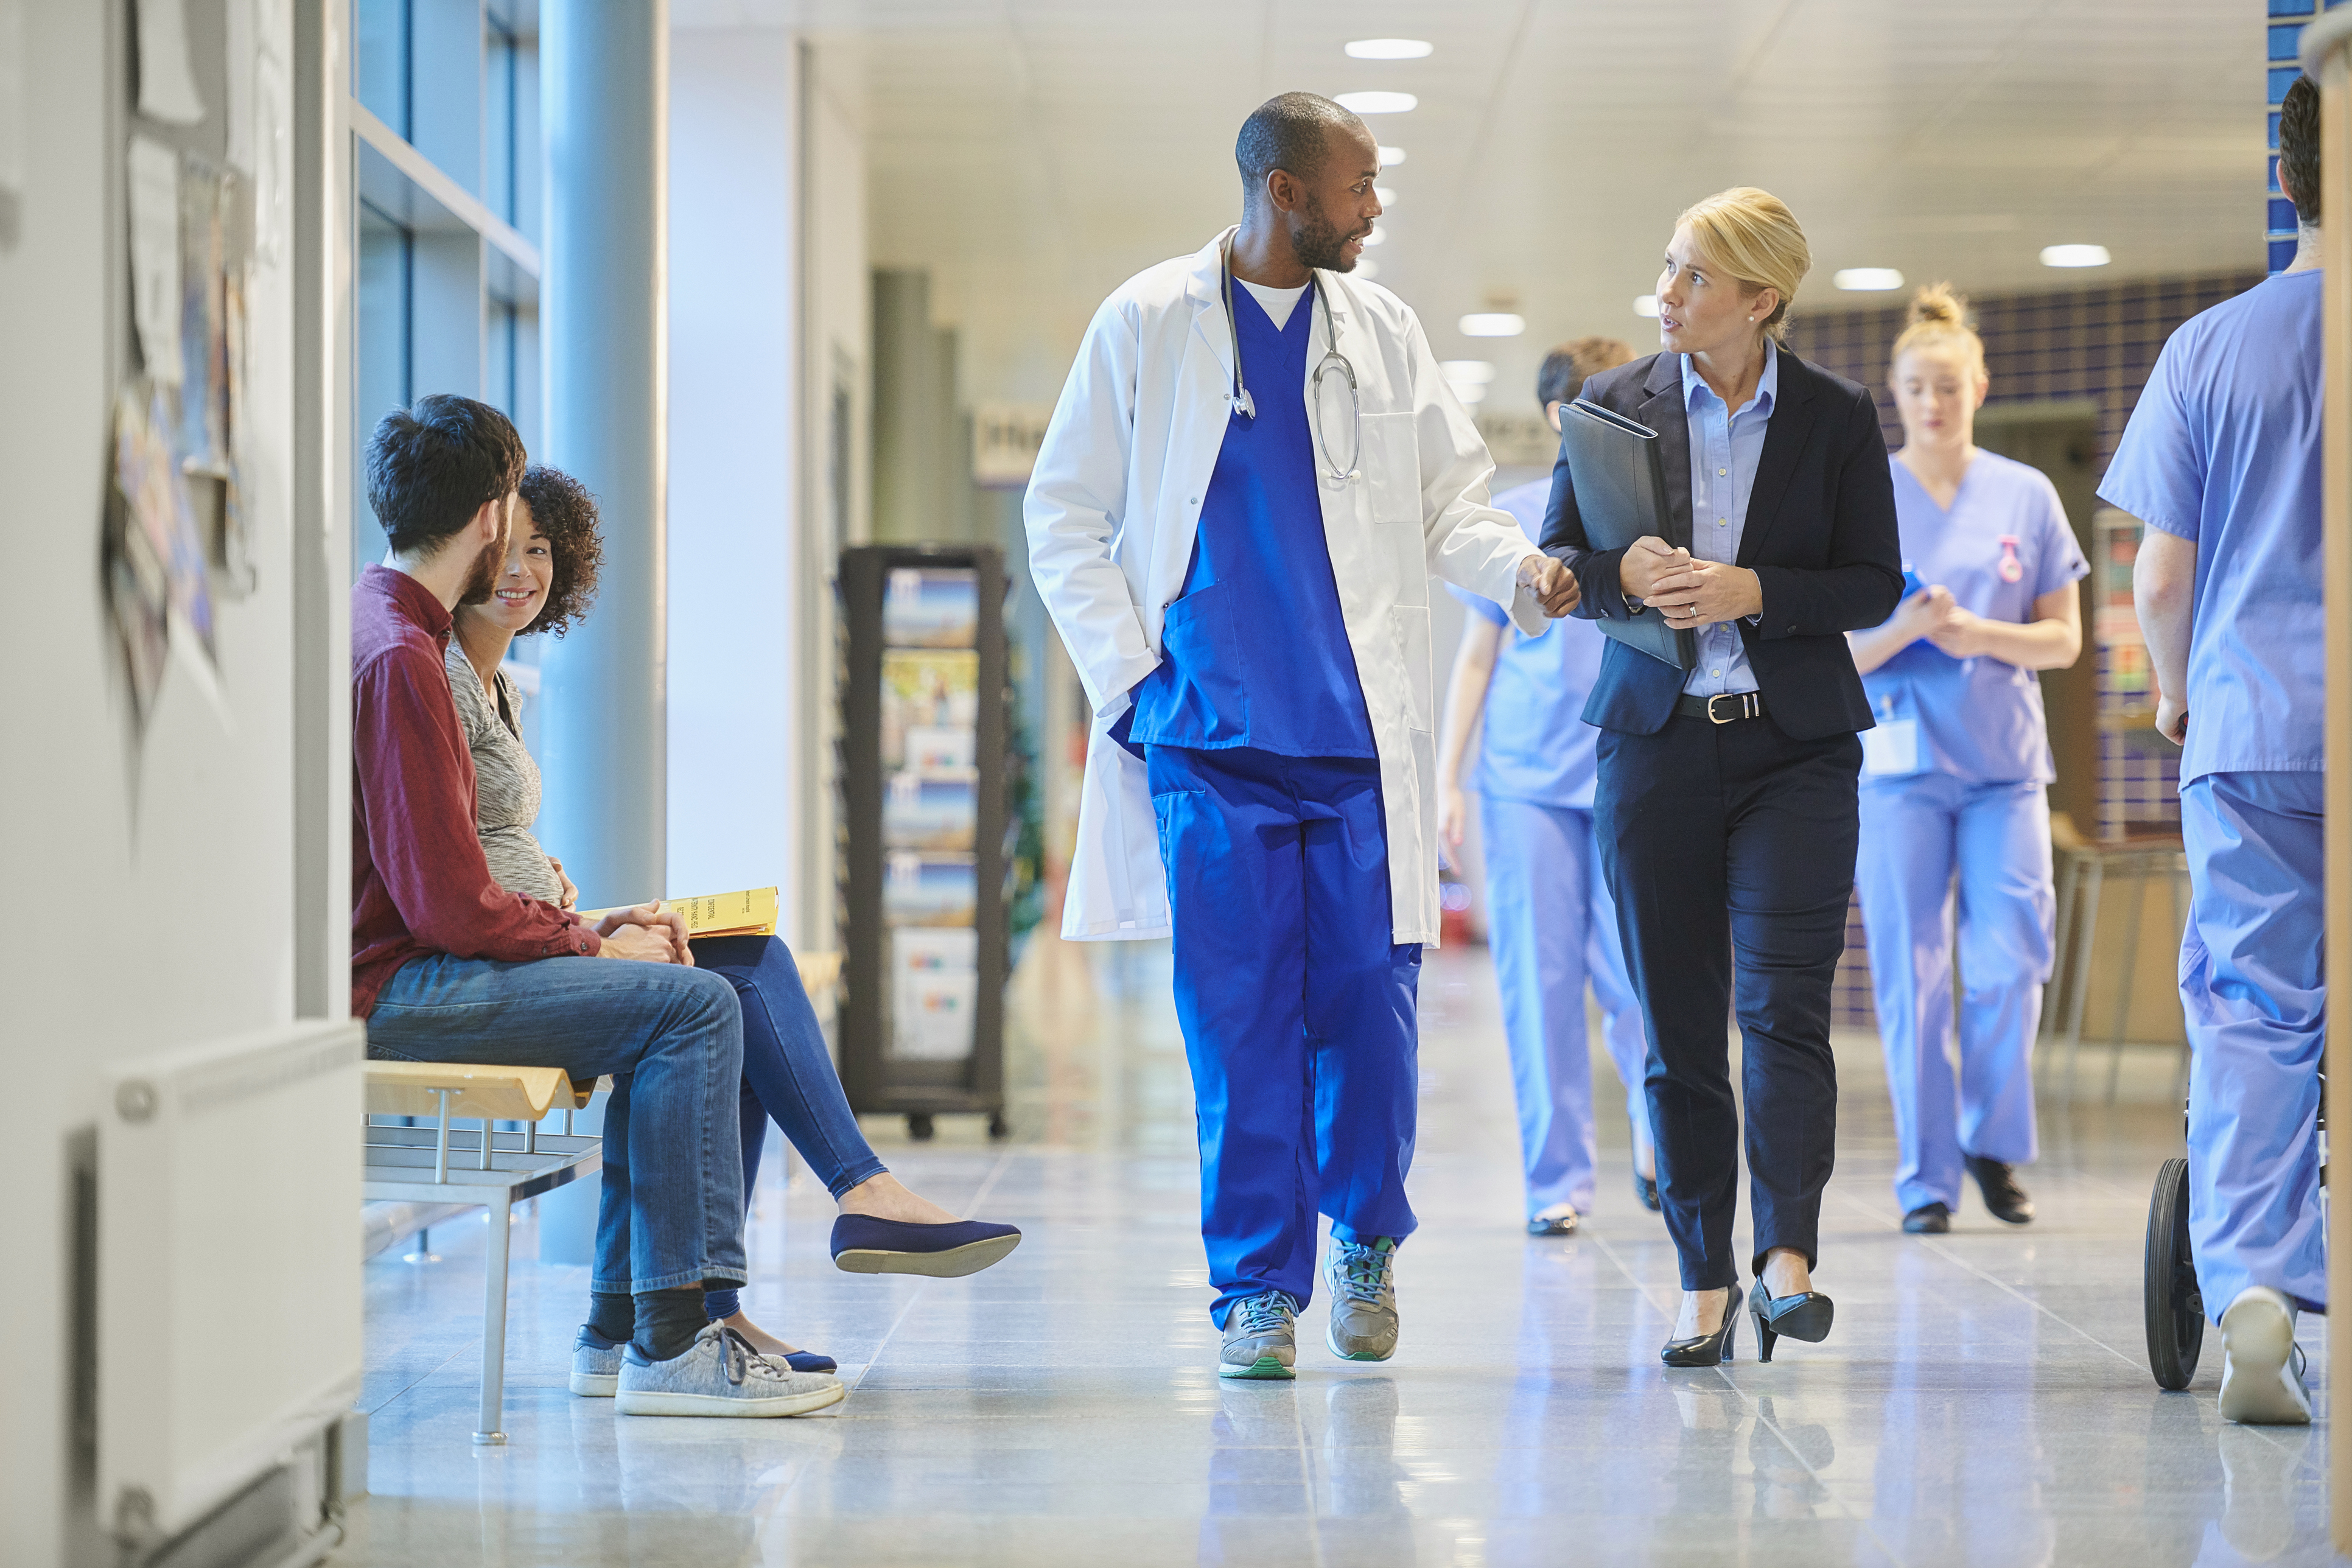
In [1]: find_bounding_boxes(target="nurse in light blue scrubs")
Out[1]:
[1846,287,2085,1237]
[1437,338,1655,1236]
[2101,79,2325,1427]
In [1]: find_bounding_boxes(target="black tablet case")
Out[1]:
[1556,399,1696,670]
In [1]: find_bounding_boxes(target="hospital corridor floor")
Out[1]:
[331,937,2333,1568]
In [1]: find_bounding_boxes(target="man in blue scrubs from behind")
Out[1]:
[2103,74,2326,1426]
[1026,94,1577,1381]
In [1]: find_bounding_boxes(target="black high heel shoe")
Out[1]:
[1747,1279,1835,1363]
[1660,1287,1740,1367]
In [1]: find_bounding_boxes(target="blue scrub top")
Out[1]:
[1861,452,2087,785]
[1446,478,1607,810]
[2097,268,2325,786]
[1126,284,1374,758]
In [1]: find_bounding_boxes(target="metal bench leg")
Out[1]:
[2064,859,2104,1102]
[2107,866,2151,1105]
[475,1192,512,1446]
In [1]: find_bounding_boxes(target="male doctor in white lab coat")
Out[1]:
[1026,92,1578,1381]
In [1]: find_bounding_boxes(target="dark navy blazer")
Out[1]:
[1539,348,1904,741]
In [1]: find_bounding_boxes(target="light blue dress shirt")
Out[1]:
[1678,341,1778,698]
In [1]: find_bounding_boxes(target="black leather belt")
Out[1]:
[1675,692,1766,724]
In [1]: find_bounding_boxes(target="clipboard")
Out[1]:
[1557,399,1695,670]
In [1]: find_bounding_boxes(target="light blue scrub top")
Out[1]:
[1861,452,2087,785]
[1447,479,1608,810]
[1126,283,1374,758]
[2097,268,2325,787]
[1679,341,1777,698]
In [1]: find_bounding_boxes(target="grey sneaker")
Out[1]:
[1220,1291,1299,1380]
[570,1331,623,1397]
[614,1325,847,1418]
[1326,1237,1399,1362]
[2218,1286,2312,1426]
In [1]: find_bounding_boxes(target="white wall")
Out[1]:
[0,2,323,1559]
[666,27,866,949]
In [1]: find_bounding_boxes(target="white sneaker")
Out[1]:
[2218,1286,2312,1426]
[614,1325,847,1418]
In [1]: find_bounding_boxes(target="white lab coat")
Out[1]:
[1026,227,1548,945]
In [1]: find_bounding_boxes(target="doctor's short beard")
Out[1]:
[1289,191,1367,273]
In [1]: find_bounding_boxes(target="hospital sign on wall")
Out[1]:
[974,403,1056,489]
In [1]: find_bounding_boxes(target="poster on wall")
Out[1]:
[135,0,206,125]
[107,389,217,723]
[127,136,183,387]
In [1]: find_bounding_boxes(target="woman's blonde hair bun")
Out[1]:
[1892,282,1986,380]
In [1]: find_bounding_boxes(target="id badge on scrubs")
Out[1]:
[1859,692,1923,779]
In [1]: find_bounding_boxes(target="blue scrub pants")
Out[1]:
[1855,774,2051,1213]
[2180,771,2325,1321]
[1479,796,1650,1216]
[1147,745,1422,1328]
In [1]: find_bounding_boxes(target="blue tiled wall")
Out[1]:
[2267,0,2351,271]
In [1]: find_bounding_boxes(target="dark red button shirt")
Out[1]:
[350,564,599,1017]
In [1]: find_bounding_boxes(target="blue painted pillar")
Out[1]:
[536,0,670,909]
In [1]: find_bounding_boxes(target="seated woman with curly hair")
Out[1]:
[445,463,1020,1387]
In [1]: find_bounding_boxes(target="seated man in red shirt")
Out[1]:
[352,394,840,1419]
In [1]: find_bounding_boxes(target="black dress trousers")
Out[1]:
[1594,712,1862,1291]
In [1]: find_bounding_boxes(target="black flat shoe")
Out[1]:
[1966,1156,2035,1225]
[1527,1208,1579,1237]
[1747,1280,1835,1363]
[1633,1162,1661,1213]
[1902,1202,1951,1234]
[1661,1289,1740,1367]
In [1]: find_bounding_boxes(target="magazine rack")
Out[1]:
[836,545,1011,1139]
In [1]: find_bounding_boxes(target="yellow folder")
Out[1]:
[578,886,779,940]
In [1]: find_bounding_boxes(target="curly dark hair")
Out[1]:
[515,464,604,637]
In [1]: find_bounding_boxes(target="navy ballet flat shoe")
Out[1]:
[781,1350,838,1374]
[829,1214,1023,1278]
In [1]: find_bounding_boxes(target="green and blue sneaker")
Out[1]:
[1326,1237,1399,1362]
[1219,1290,1300,1380]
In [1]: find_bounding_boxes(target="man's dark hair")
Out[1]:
[1236,92,1365,206]
[1537,337,1638,408]
[364,394,527,556]
[516,464,604,638]
[2281,75,2321,226]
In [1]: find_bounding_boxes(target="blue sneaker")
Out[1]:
[1219,1291,1299,1380]
[1326,1237,1399,1361]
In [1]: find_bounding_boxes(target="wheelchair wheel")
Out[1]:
[2144,1156,2204,1390]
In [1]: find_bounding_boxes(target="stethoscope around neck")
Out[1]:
[1221,232,1362,487]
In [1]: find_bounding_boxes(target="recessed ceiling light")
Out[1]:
[1353,259,1380,281]
[2040,243,2110,268]
[1459,313,1525,338]
[1833,267,1905,292]
[1345,38,1434,60]
[1440,360,1497,383]
[1633,295,1661,318]
[1361,225,1386,247]
[1377,145,1406,167]
[1335,91,1416,114]
[1375,186,1398,206]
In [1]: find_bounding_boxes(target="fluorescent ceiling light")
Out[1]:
[1377,145,1406,167]
[1336,91,1416,114]
[1375,186,1398,206]
[1459,313,1525,338]
[1440,360,1497,383]
[2040,243,2110,268]
[1353,259,1380,281]
[1633,295,1660,318]
[1833,267,1905,292]
[1346,38,1433,60]
[1360,225,1386,247]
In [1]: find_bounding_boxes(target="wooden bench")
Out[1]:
[362,1063,603,1446]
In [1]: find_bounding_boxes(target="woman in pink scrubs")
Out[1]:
[1845,286,2087,1236]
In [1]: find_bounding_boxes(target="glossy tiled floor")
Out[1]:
[333,936,2337,1567]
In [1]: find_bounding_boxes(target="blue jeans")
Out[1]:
[366,953,749,1292]
[596,935,889,1303]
